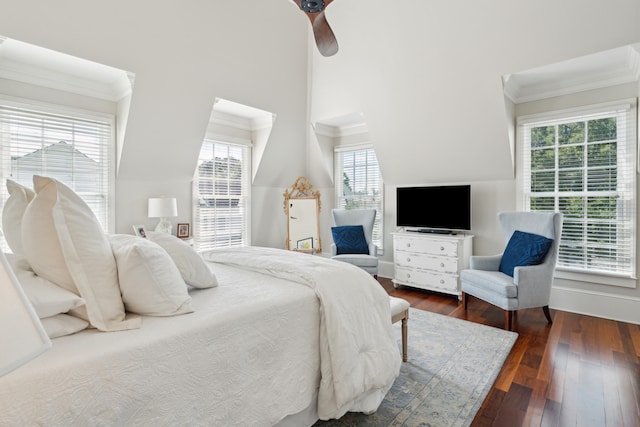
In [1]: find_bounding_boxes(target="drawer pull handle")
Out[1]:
[406,243,411,248]
[440,262,445,268]
[406,257,411,263]
[440,246,445,251]
[440,279,445,284]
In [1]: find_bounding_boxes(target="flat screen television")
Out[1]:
[396,185,471,233]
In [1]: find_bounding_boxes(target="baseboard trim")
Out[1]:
[379,260,394,280]
[382,260,640,325]
[550,286,640,325]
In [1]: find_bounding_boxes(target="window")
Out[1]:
[193,139,251,251]
[334,145,384,251]
[517,100,636,282]
[0,98,114,249]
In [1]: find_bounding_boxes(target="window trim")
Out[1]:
[334,143,384,253]
[192,138,251,251]
[516,98,637,287]
[0,94,116,234]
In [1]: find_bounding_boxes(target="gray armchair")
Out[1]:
[461,211,563,331]
[331,208,379,278]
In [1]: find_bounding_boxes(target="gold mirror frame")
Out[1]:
[283,176,321,253]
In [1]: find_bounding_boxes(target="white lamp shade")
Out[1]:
[0,252,51,377]
[148,197,178,218]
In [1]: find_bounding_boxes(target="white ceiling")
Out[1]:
[0,35,275,127]
[314,44,640,134]
[1,35,638,120]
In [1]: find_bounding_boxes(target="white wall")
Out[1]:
[0,0,310,236]
[309,0,640,185]
[1,1,639,323]
[306,0,640,324]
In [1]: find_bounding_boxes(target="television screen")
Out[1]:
[396,185,471,232]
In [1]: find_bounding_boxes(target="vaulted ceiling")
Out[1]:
[1,1,639,189]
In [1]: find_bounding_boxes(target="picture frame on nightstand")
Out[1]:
[133,225,147,238]
[177,223,190,238]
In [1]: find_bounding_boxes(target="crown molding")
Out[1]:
[0,37,132,102]
[504,44,640,104]
[313,112,368,138]
[211,98,275,131]
[314,121,368,137]
[0,58,131,101]
[210,109,274,131]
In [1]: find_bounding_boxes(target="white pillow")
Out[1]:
[22,175,140,331]
[147,231,218,288]
[108,234,193,316]
[2,179,35,254]
[5,254,85,319]
[41,314,89,339]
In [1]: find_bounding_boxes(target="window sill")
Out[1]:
[555,268,636,289]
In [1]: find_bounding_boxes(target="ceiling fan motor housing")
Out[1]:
[301,0,325,13]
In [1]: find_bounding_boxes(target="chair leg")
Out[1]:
[504,310,514,331]
[401,315,408,362]
[462,292,468,310]
[543,305,553,324]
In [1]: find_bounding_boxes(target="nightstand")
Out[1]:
[179,238,194,247]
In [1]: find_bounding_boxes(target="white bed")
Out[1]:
[0,176,400,425]
[0,247,401,426]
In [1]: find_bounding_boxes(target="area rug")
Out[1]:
[315,308,518,427]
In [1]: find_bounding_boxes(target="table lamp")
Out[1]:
[0,251,51,377]
[148,197,178,234]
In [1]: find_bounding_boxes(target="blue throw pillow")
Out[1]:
[331,225,369,255]
[499,230,553,277]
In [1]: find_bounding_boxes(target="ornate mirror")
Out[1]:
[283,176,321,253]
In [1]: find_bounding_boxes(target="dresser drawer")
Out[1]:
[394,236,458,257]
[394,267,458,294]
[392,232,473,298]
[394,252,459,273]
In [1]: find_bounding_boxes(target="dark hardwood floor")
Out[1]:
[378,277,640,427]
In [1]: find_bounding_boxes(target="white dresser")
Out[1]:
[392,231,473,298]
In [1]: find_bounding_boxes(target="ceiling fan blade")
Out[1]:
[295,0,339,57]
[311,12,338,57]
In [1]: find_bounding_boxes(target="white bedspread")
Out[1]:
[0,262,322,427]
[202,246,401,419]
[0,246,400,426]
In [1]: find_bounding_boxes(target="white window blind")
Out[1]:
[193,140,251,251]
[0,99,114,248]
[518,100,636,279]
[334,145,384,251]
